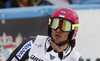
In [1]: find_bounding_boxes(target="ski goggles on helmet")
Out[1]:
[49,18,79,32]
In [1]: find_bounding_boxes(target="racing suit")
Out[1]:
[7,35,84,61]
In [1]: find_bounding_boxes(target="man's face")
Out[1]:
[51,28,69,44]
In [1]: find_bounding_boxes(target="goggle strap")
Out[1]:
[72,24,79,30]
[49,18,51,25]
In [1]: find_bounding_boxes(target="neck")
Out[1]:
[50,41,68,52]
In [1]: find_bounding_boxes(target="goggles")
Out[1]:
[49,18,79,32]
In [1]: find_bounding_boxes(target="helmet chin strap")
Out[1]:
[51,37,69,47]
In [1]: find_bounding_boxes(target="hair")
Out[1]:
[68,30,76,48]
[69,39,75,48]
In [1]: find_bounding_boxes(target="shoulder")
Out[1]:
[34,35,49,41]
[35,35,49,38]
[7,36,36,61]
[19,36,36,46]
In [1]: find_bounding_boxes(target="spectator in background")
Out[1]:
[0,0,12,8]
[11,0,37,8]
[5,0,11,8]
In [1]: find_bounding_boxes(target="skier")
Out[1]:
[7,7,84,61]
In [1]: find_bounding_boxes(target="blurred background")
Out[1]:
[0,0,100,61]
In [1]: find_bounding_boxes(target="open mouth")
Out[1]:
[55,35,61,38]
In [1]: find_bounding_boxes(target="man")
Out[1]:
[7,7,84,61]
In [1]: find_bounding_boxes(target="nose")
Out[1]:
[56,28,61,32]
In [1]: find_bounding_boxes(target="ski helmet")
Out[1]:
[48,7,79,41]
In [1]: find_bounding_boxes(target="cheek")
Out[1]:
[51,29,55,36]
[62,32,69,39]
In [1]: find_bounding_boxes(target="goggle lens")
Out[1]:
[49,18,79,32]
[50,18,71,32]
